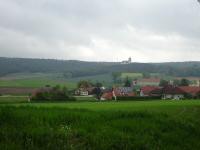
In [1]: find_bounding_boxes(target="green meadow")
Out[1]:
[121,73,143,79]
[0,73,113,89]
[1,100,200,149]
[0,78,77,89]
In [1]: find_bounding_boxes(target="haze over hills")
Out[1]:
[0,57,200,78]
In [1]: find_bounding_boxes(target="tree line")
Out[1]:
[1,57,200,77]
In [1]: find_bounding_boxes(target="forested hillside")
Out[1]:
[0,57,200,77]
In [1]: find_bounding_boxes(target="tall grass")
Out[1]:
[0,104,200,149]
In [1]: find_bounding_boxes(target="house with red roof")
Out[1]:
[150,85,185,100]
[101,87,135,100]
[179,86,200,98]
[162,85,185,100]
[140,86,161,97]
[101,91,113,100]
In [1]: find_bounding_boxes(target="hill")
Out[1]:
[0,57,200,78]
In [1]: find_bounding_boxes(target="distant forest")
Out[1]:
[0,57,200,77]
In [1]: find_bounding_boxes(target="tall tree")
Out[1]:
[180,79,190,86]
[124,76,131,87]
[112,72,121,83]
[173,79,181,86]
[77,80,92,88]
[159,79,169,87]
[143,72,150,78]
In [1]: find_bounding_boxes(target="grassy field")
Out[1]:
[0,73,113,89]
[121,73,143,79]
[0,78,77,89]
[0,99,200,149]
[0,96,28,103]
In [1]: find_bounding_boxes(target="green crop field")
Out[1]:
[121,72,143,79]
[0,73,113,89]
[0,78,77,89]
[0,96,28,103]
[1,99,200,149]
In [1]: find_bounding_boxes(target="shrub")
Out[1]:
[116,96,161,101]
[31,86,76,102]
[184,93,193,99]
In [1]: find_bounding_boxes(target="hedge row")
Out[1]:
[116,96,162,101]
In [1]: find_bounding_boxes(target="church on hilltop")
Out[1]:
[121,57,132,64]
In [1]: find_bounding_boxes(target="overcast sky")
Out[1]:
[0,0,200,62]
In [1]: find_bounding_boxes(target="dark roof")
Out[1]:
[114,87,135,96]
[151,85,185,95]
[141,86,160,95]
[162,85,185,95]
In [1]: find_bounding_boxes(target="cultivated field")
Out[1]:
[0,99,200,149]
[121,73,143,79]
[0,73,113,89]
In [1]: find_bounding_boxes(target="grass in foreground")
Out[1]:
[0,100,200,149]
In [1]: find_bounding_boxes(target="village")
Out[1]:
[75,77,200,101]
[1,75,200,102]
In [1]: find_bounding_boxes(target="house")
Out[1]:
[179,86,200,98]
[101,90,113,100]
[75,87,95,96]
[140,86,161,97]
[150,85,185,100]
[150,87,163,97]
[162,86,185,100]
[101,87,135,100]
[113,87,135,96]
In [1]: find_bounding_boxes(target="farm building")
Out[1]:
[113,87,135,97]
[179,86,200,98]
[75,87,95,96]
[101,87,135,100]
[150,85,185,100]
[140,86,161,97]
[162,86,185,100]
[101,90,113,100]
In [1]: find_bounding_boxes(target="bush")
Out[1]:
[116,96,161,101]
[31,86,76,102]
[184,93,193,99]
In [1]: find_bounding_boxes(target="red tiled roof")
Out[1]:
[141,86,160,95]
[101,92,113,100]
[150,88,163,95]
[150,86,186,95]
[163,86,185,95]
[179,86,200,95]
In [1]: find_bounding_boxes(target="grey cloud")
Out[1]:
[0,0,200,62]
